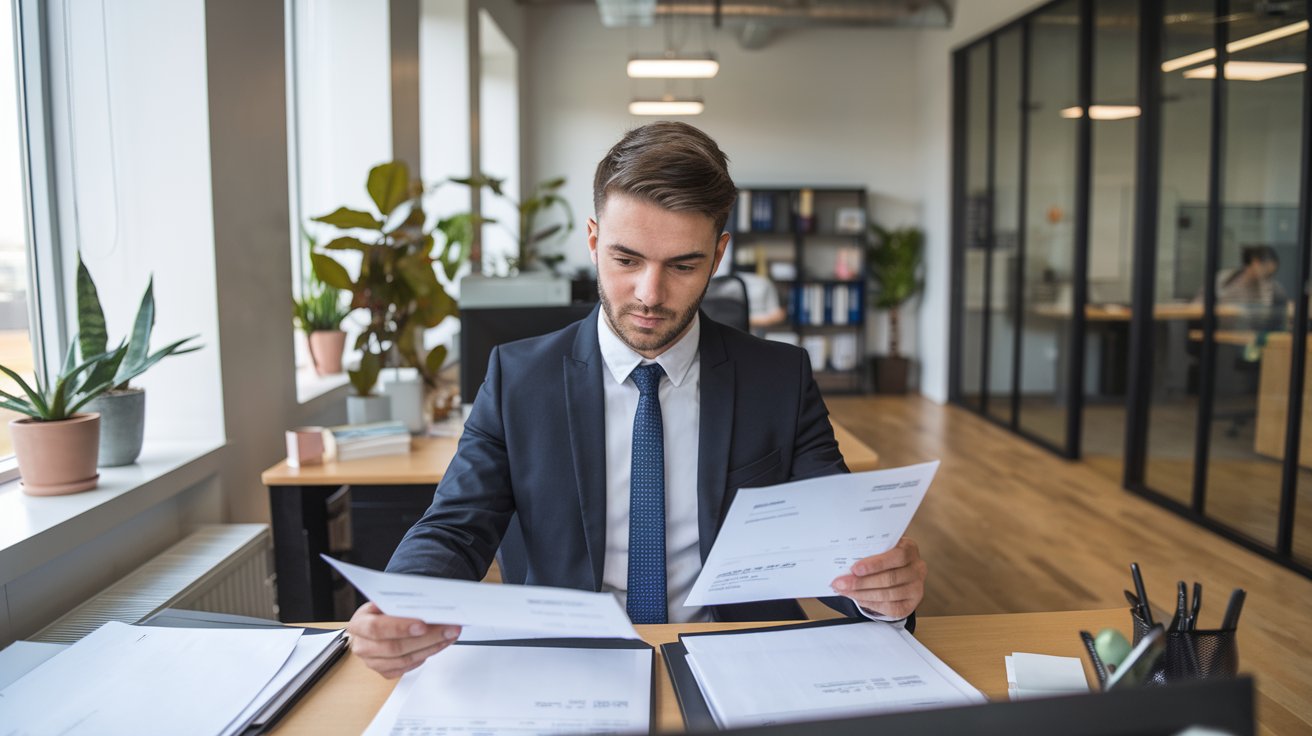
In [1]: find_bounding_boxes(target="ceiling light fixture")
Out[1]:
[628,97,705,116]
[1182,61,1306,80]
[627,55,719,79]
[1162,19,1309,72]
[1060,105,1142,120]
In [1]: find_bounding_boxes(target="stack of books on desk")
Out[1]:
[285,420,413,467]
[328,420,412,462]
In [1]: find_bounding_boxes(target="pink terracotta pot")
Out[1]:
[11,413,101,496]
[309,330,347,376]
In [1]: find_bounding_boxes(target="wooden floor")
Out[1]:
[823,395,1312,736]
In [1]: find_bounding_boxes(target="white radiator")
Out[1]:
[31,524,277,643]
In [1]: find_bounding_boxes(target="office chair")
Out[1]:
[701,274,751,332]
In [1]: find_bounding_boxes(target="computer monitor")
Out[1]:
[458,304,597,408]
[695,677,1253,736]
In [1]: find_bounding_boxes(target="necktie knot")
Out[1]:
[630,363,665,396]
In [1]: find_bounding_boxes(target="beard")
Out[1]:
[597,276,708,355]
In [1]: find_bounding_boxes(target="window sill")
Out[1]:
[0,440,228,587]
[295,365,350,406]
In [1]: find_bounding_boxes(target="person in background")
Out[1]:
[1216,245,1286,308]
[738,271,787,328]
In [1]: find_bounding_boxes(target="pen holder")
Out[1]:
[1130,612,1239,685]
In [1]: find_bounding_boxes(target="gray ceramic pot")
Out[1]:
[346,394,391,425]
[84,388,146,466]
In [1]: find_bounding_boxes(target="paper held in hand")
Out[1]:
[322,555,640,640]
[684,461,940,607]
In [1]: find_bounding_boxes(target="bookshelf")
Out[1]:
[730,186,868,394]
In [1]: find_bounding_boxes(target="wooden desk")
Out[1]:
[1254,332,1312,466]
[262,422,879,623]
[272,608,1120,735]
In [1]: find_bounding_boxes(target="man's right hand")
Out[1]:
[347,601,462,678]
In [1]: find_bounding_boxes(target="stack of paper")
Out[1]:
[328,420,411,461]
[0,616,346,736]
[1005,652,1090,700]
[668,621,985,730]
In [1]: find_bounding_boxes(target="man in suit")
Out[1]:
[348,122,928,678]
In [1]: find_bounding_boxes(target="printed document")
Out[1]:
[685,461,939,606]
[363,643,652,736]
[681,621,984,729]
[0,621,300,736]
[324,556,640,639]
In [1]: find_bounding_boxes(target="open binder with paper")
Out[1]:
[363,637,655,736]
[662,619,985,731]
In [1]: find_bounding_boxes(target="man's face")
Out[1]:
[588,193,729,358]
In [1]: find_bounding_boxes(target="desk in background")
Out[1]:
[261,422,879,623]
[271,608,1120,735]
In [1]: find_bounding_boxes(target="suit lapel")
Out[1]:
[564,306,607,590]
[697,315,734,562]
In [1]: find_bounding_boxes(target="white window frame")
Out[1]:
[0,0,68,484]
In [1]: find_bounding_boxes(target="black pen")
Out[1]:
[1125,590,1143,619]
[1180,579,1191,632]
[1221,589,1246,630]
[1190,582,1202,631]
[1131,563,1154,626]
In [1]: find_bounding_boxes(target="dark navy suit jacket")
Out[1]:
[388,306,878,623]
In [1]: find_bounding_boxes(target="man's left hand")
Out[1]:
[829,537,926,620]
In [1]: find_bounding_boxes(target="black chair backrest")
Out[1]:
[702,274,750,332]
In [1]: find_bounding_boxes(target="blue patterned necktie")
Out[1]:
[627,362,667,624]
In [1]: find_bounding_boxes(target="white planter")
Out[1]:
[381,367,425,434]
[346,394,391,425]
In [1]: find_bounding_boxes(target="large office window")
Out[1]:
[1018,1,1080,452]
[952,0,1312,577]
[0,0,38,463]
[1205,1,1306,549]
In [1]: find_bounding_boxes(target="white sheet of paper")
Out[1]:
[0,621,300,736]
[218,629,344,736]
[681,621,983,729]
[362,643,652,736]
[684,461,939,607]
[1005,652,1090,700]
[0,641,67,691]
[323,556,640,640]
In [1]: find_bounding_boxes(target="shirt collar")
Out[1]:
[597,310,700,388]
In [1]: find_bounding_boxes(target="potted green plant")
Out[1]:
[293,272,352,376]
[866,224,924,394]
[0,340,128,494]
[451,173,574,274]
[308,161,469,424]
[76,257,204,466]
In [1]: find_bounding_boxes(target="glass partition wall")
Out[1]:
[951,0,1312,577]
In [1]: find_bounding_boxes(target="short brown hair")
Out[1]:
[593,122,737,235]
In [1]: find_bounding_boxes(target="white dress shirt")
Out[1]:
[595,311,902,626]
[598,312,711,623]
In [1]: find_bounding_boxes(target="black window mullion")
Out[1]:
[1276,22,1312,557]
[949,50,968,405]
[1124,0,1163,488]
[1067,0,1094,459]
[1011,22,1032,432]
[1193,0,1229,515]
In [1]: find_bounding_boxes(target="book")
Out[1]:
[285,421,412,465]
